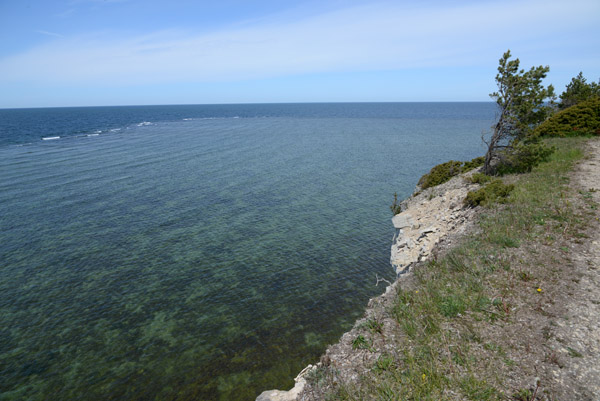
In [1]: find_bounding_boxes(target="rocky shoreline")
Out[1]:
[257,169,483,401]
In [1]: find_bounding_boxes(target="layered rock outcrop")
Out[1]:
[390,170,480,275]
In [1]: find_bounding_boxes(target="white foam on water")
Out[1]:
[109,128,121,132]
[137,121,153,127]
[183,118,193,121]
[87,134,100,137]
[42,136,60,141]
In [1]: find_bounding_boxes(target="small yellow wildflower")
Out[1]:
[537,288,542,293]
[415,290,419,294]
[422,373,427,381]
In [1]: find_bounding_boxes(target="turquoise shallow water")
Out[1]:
[0,103,494,400]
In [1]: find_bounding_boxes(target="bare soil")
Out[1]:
[546,139,600,399]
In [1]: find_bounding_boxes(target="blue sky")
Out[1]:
[0,0,599,108]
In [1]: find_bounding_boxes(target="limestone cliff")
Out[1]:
[390,169,480,275]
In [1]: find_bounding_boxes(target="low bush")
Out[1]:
[534,96,600,137]
[494,140,555,175]
[464,179,515,207]
[390,192,402,215]
[418,160,462,189]
[462,156,485,172]
[468,172,493,184]
[418,156,484,190]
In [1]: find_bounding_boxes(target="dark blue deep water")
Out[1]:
[0,103,495,400]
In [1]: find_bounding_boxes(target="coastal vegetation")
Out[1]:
[482,50,555,176]
[305,136,590,400]
[414,51,557,197]
[417,157,484,191]
[302,53,600,399]
[462,178,514,207]
[412,53,599,210]
[534,96,600,137]
[558,72,600,110]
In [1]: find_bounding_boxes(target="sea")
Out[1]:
[0,103,495,400]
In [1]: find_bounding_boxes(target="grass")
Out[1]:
[566,347,583,358]
[373,354,396,373]
[352,335,373,351]
[304,137,589,400]
[364,318,384,334]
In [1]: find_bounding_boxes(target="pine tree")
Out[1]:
[483,50,555,175]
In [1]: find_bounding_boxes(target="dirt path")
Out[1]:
[550,139,600,399]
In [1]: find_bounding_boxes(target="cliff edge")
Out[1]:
[257,168,483,400]
[259,138,600,400]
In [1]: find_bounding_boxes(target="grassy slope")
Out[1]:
[305,137,593,400]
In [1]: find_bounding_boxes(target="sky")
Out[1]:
[0,0,599,108]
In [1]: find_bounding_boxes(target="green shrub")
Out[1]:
[558,72,600,109]
[462,156,485,172]
[464,188,487,207]
[468,172,493,184]
[417,156,484,190]
[494,140,555,175]
[464,179,515,207]
[418,160,463,189]
[534,96,600,137]
[390,192,402,215]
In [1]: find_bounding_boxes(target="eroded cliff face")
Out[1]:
[390,170,480,275]
[257,170,482,401]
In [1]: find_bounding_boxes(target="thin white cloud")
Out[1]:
[2,0,599,86]
[67,0,130,4]
[55,9,76,18]
[35,30,64,38]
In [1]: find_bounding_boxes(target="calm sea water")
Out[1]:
[0,103,494,400]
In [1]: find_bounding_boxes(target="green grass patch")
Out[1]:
[459,376,501,400]
[372,354,396,373]
[351,335,373,351]
[364,318,383,334]
[567,347,583,358]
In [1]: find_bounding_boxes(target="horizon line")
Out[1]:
[0,100,495,110]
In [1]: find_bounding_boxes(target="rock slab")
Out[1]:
[390,171,479,274]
